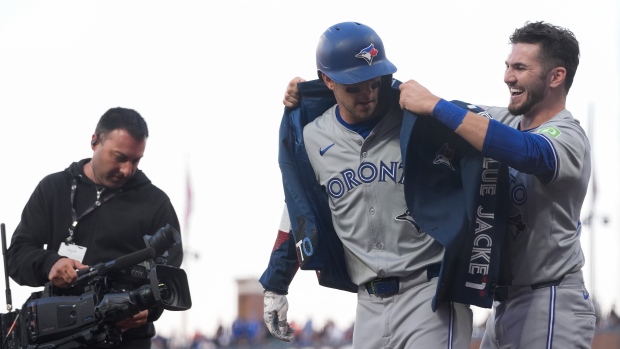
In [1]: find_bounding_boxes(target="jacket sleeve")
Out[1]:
[266,80,357,293]
[8,181,64,287]
[259,206,299,295]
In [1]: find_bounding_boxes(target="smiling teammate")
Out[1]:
[399,21,596,348]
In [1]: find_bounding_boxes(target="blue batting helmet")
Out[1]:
[316,22,397,84]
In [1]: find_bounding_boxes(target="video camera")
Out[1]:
[0,223,192,349]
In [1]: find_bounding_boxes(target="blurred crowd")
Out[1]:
[152,305,620,349]
[151,317,353,349]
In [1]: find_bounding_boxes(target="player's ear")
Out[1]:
[549,67,566,89]
[322,73,336,91]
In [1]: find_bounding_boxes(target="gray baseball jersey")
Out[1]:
[302,103,443,286]
[480,106,595,348]
[484,106,590,286]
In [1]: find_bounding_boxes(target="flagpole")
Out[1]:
[588,103,596,299]
[181,155,192,346]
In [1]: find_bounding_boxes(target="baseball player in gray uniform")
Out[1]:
[262,22,472,348]
[399,21,596,348]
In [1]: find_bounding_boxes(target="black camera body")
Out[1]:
[0,224,192,349]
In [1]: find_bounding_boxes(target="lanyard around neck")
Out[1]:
[66,178,117,244]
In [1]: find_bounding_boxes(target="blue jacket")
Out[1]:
[259,79,510,309]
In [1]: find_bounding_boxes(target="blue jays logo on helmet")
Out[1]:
[355,44,379,65]
[434,143,455,171]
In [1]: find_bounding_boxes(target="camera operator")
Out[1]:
[7,107,183,349]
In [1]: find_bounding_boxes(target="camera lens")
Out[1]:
[145,224,181,256]
[159,283,172,304]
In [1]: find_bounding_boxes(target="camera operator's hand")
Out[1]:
[48,257,87,288]
[116,309,149,332]
[263,290,295,342]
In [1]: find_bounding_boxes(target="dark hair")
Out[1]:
[94,107,149,141]
[510,21,580,92]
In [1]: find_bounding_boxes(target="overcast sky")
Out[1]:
[1,0,619,339]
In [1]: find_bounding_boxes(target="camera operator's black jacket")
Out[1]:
[8,159,183,343]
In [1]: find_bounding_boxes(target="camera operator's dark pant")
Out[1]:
[79,338,151,349]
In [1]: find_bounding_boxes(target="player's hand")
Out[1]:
[398,79,441,115]
[263,290,295,342]
[116,309,149,332]
[48,257,88,288]
[283,77,306,108]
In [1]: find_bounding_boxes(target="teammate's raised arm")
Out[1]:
[399,80,557,178]
[283,77,305,108]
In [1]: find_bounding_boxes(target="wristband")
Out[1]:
[432,98,468,131]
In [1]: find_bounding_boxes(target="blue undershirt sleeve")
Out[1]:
[483,119,556,182]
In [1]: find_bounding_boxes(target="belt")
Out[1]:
[365,277,399,297]
[365,264,441,297]
[493,275,566,302]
